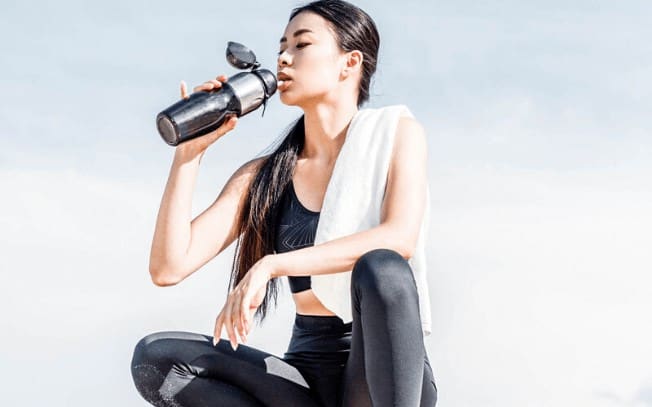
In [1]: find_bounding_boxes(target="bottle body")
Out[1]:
[156,85,240,146]
[156,69,277,146]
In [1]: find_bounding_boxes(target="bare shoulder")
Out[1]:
[392,116,428,162]
[211,154,270,221]
[396,116,426,141]
[240,154,270,174]
[227,154,270,188]
[243,154,268,172]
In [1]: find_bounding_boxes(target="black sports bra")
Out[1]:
[273,180,320,293]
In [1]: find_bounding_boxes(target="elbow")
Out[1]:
[381,223,417,260]
[387,240,414,260]
[400,243,416,260]
[396,233,417,259]
[149,264,180,287]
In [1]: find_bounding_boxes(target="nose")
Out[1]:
[277,50,291,67]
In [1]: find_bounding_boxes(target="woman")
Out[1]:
[130,1,437,406]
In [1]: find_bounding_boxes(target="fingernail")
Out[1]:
[231,342,237,351]
[212,338,217,346]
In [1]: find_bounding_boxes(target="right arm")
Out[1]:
[148,151,266,286]
[148,75,267,286]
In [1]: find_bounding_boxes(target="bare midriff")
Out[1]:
[292,289,337,316]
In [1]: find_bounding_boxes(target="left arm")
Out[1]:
[270,115,428,278]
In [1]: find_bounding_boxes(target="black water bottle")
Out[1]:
[156,42,277,146]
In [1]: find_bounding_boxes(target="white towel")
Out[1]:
[309,104,432,337]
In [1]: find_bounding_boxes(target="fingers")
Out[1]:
[214,306,239,351]
[243,308,250,338]
[247,307,257,336]
[202,114,237,145]
[180,80,188,99]
[192,81,218,93]
[213,311,223,346]
[222,114,238,133]
[230,289,248,344]
[240,293,254,338]
[236,293,249,342]
[232,303,242,344]
[224,293,245,351]
[193,74,228,93]
[223,299,238,351]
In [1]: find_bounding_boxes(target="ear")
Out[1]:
[341,50,363,79]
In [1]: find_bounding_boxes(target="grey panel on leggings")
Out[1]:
[264,355,310,388]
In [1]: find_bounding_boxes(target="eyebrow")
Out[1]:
[279,28,314,43]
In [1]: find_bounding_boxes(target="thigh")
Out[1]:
[340,316,372,407]
[340,320,437,407]
[421,354,438,406]
[131,330,322,407]
[342,349,436,407]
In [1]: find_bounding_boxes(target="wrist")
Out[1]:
[263,254,281,279]
[174,143,205,163]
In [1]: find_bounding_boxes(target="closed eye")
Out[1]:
[277,43,310,55]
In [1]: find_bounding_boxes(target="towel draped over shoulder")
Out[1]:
[269,104,432,337]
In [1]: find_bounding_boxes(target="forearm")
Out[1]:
[149,147,205,280]
[269,223,410,278]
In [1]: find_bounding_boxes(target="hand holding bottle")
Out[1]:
[173,75,239,160]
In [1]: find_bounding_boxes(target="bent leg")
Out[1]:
[422,353,438,406]
[130,330,321,407]
[341,248,437,407]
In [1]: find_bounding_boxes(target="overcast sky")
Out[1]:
[1,1,651,406]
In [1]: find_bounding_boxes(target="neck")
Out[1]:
[301,100,359,164]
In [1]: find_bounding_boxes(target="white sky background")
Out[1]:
[1,0,651,406]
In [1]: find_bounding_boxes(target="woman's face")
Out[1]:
[277,11,348,107]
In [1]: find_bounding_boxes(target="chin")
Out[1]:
[279,91,302,107]
[280,89,327,109]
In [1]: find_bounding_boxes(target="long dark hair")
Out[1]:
[228,0,380,325]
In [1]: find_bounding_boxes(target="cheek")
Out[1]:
[301,59,340,90]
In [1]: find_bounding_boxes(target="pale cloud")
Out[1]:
[427,164,652,406]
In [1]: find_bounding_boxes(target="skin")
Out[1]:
[148,11,428,352]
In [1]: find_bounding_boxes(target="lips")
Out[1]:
[277,72,293,91]
[277,72,292,81]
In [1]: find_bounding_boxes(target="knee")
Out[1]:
[131,331,211,404]
[130,331,175,401]
[351,248,416,300]
[131,331,167,369]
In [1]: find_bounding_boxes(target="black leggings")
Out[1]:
[130,248,438,406]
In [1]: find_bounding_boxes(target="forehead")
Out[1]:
[280,11,332,43]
